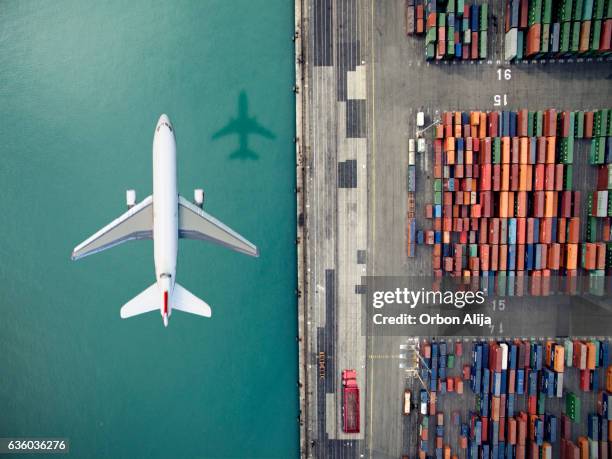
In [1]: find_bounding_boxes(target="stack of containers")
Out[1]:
[505,0,612,61]
[407,139,417,257]
[423,0,487,61]
[425,108,612,296]
[446,339,612,458]
[406,0,426,36]
[586,109,612,287]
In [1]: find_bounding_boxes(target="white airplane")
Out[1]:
[72,114,259,327]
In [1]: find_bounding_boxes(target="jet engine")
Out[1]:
[194,189,205,208]
[126,189,136,209]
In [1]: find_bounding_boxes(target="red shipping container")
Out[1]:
[600,19,611,51]
[520,0,528,28]
[534,164,545,190]
[557,217,566,243]
[584,112,594,138]
[544,164,555,190]
[536,137,546,163]
[555,164,564,191]
[526,24,541,56]
[543,109,557,137]
[511,163,519,190]
[517,244,525,270]
[568,219,581,243]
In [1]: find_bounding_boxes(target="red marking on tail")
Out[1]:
[163,291,168,314]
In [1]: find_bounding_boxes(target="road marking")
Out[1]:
[368,0,376,456]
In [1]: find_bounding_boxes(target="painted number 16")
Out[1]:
[497,68,512,80]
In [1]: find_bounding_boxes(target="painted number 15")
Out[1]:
[494,94,508,106]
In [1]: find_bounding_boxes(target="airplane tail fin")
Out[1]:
[120,283,160,318]
[172,283,212,318]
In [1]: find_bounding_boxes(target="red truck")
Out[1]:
[342,369,360,433]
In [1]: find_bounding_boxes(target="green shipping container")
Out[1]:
[447,354,455,369]
[594,0,605,19]
[535,111,543,137]
[564,164,574,189]
[591,20,602,52]
[543,0,553,23]
[457,0,464,16]
[493,137,501,163]
[438,13,445,28]
[541,23,550,53]
[528,111,535,136]
[571,21,581,52]
[583,0,594,20]
[480,3,488,31]
[426,43,436,60]
[434,179,442,192]
[566,392,581,421]
[517,30,524,60]
[434,191,442,205]
[560,21,571,52]
[569,111,575,137]
[560,0,573,22]
[560,137,574,163]
[529,0,543,26]
[426,27,437,44]
[574,0,584,21]
[479,30,487,58]
[586,216,598,242]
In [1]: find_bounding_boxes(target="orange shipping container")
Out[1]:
[546,137,556,163]
[502,137,511,163]
[544,191,555,218]
[566,244,578,270]
[502,164,510,191]
[567,218,580,244]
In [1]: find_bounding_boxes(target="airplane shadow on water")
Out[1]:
[211,91,276,160]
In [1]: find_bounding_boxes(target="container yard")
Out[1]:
[405,0,612,63]
[401,338,612,458]
[504,0,612,61]
[420,108,612,292]
[297,0,612,458]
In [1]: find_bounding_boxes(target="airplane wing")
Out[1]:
[177,195,259,257]
[246,117,275,139]
[211,119,240,139]
[71,195,153,261]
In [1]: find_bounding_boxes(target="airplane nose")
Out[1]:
[156,114,173,132]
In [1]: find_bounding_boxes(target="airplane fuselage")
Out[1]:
[152,114,177,326]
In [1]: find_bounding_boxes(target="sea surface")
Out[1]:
[0,1,298,457]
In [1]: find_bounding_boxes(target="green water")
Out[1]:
[0,1,297,458]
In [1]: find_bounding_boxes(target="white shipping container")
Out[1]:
[409,138,416,153]
[500,343,508,370]
[608,164,612,189]
[408,150,416,165]
[555,372,564,398]
[505,28,518,61]
[416,112,425,127]
[596,190,608,217]
[417,138,426,153]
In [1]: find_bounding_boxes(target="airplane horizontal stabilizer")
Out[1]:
[172,283,211,318]
[120,283,160,318]
[177,196,259,257]
[71,196,153,261]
